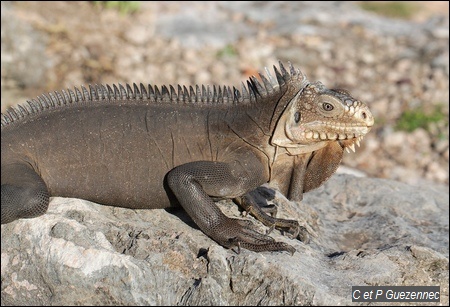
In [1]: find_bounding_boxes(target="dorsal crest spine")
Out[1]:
[1,61,308,128]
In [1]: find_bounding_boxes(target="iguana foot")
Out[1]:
[213,217,296,254]
[244,186,278,216]
[235,187,310,243]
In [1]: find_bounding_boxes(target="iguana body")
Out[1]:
[1,62,373,253]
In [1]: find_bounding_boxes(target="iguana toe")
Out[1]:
[214,217,296,254]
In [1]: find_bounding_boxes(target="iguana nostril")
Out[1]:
[361,109,374,127]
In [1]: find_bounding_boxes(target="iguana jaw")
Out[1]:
[273,131,368,156]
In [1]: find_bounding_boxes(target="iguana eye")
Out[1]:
[322,102,334,111]
[294,111,301,123]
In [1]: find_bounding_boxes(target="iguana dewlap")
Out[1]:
[1,62,374,253]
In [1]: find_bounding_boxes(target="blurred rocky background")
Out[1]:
[1,1,449,188]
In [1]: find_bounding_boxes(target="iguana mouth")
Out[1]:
[340,135,365,153]
[301,129,369,141]
[297,124,371,152]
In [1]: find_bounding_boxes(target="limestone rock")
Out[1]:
[1,174,448,305]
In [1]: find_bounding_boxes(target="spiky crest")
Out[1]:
[1,61,308,128]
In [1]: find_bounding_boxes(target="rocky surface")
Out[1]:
[0,1,448,187]
[1,175,448,305]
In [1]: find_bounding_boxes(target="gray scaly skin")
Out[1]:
[1,61,374,253]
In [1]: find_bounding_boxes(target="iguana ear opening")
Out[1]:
[271,90,302,148]
[270,88,328,155]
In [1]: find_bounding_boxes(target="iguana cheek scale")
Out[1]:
[1,61,374,253]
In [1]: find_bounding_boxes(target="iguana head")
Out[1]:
[271,80,374,155]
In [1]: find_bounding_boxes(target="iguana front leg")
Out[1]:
[166,160,295,254]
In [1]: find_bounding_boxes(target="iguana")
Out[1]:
[1,61,374,253]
